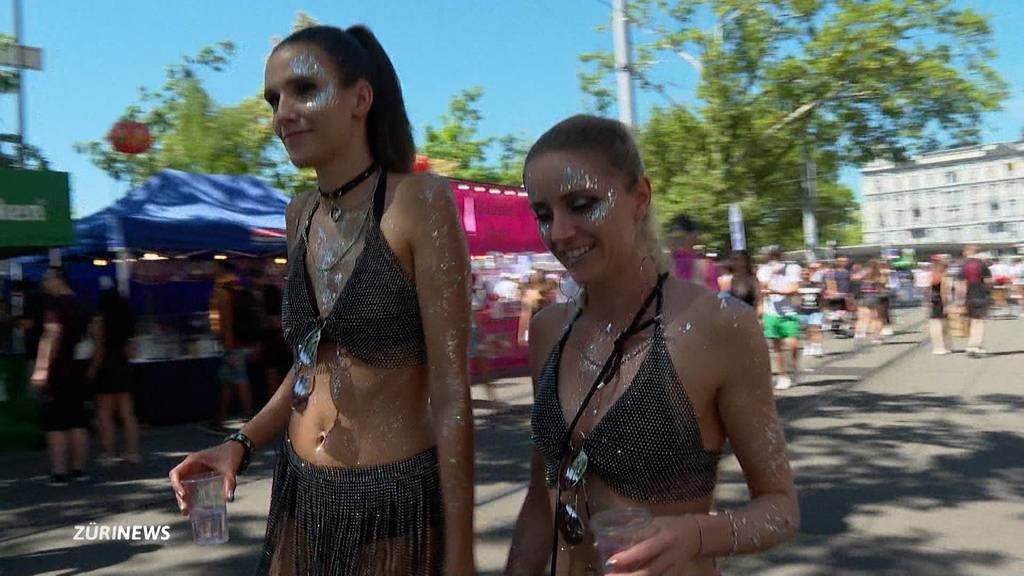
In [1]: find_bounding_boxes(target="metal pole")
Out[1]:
[13,0,26,167]
[612,0,636,128]
[801,142,818,262]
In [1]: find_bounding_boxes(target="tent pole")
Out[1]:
[116,249,131,298]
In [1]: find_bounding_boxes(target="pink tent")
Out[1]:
[448,179,547,256]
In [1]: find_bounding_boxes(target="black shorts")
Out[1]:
[967,300,989,320]
[827,296,849,311]
[94,361,134,395]
[38,394,89,431]
[930,296,945,320]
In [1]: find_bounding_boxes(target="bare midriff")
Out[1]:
[286,341,434,467]
[548,476,720,576]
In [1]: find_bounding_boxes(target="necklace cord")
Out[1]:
[549,271,668,575]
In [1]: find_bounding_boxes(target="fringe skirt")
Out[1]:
[255,437,444,576]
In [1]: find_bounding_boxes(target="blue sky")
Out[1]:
[2,0,1021,217]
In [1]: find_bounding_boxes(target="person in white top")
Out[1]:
[756,247,802,390]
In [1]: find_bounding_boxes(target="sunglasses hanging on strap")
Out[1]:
[550,272,668,575]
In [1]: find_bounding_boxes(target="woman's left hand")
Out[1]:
[604,514,702,575]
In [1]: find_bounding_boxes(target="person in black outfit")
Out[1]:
[29,268,90,485]
[87,279,140,465]
[255,272,292,404]
[508,115,798,575]
[171,25,476,574]
[958,245,993,356]
[927,259,952,355]
[725,250,759,307]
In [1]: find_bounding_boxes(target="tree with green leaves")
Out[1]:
[422,87,529,186]
[76,10,324,196]
[580,0,1008,252]
[0,33,16,93]
[75,42,286,188]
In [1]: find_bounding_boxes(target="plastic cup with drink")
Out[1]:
[590,507,656,572]
[181,471,229,545]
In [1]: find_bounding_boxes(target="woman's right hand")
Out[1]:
[168,441,244,515]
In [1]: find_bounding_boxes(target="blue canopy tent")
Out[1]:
[74,169,289,256]
[17,169,291,315]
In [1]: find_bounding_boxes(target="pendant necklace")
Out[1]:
[315,203,372,273]
[319,162,379,222]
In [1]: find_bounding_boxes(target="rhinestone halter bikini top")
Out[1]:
[531,282,721,502]
[281,171,428,368]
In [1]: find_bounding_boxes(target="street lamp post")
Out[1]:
[13,0,25,167]
[612,0,636,128]
[802,142,818,261]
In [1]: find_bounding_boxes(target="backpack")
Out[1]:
[229,284,262,344]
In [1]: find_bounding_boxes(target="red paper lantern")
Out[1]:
[413,154,430,173]
[108,119,152,154]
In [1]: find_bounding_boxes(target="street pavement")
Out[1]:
[1,306,1022,575]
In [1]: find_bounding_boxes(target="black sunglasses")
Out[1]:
[556,445,590,545]
[290,327,321,412]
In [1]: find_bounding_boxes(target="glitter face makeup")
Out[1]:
[288,52,338,112]
[560,166,616,226]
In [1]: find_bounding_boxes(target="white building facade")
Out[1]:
[860,141,1024,246]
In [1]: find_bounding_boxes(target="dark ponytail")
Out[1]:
[276,25,415,173]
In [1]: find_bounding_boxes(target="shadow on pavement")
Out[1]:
[2,542,162,575]
[721,390,1024,574]
[0,425,278,547]
[474,402,533,487]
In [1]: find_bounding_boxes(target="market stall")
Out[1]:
[20,169,289,426]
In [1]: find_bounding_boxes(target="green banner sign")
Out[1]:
[0,169,72,257]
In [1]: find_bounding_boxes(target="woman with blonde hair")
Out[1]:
[506,115,798,575]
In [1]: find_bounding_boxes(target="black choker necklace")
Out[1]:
[319,162,379,221]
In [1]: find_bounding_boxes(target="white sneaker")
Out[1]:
[774,375,793,390]
[881,326,895,337]
[932,349,950,355]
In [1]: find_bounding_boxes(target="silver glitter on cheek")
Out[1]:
[289,52,337,112]
[581,193,614,225]
[561,166,616,226]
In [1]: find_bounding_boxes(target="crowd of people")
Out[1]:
[711,245,1022,390]
[7,260,293,485]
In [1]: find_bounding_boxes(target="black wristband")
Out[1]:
[223,431,253,475]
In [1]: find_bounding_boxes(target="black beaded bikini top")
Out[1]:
[281,171,427,368]
[530,280,721,503]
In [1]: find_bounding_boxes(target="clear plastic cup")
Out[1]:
[590,507,655,571]
[182,471,229,545]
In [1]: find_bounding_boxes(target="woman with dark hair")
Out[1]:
[506,115,798,575]
[170,24,475,575]
[88,280,140,465]
[723,250,759,308]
